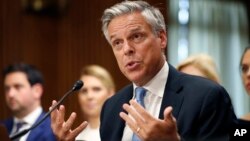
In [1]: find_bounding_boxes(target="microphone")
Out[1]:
[10,80,84,140]
[72,80,84,91]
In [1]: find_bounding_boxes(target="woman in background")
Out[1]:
[239,46,250,121]
[76,65,115,141]
[176,53,221,83]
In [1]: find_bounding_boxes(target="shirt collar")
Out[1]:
[133,61,169,97]
[14,106,42,126]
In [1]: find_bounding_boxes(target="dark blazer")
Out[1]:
[100,64,237,141]
[2,111,56,141]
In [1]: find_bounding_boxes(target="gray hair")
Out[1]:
[101,0,166,43]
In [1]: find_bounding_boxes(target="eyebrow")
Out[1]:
[110,26,142,41]
[129,27,142,34]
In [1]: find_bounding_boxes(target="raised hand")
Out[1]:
[120,100,180,141]
[50,100,88,141]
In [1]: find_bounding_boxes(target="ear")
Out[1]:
[31,83,43,99]
[158,30,167,50]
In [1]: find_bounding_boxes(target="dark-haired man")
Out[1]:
[1,63,56,141]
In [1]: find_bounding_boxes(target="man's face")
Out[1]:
[4,72,38,116]
[107,12,167,86]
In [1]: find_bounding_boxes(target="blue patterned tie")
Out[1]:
[13,121,26,141]
[132,87,146,141]
[15,121,26,133]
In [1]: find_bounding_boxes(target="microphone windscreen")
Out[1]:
[72,80,84,91]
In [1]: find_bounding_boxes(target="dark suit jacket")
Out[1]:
[1,111,56,141]
[100,64,237,141]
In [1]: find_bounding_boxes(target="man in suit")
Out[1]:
[50,1,237,141]
[1,63,56,141]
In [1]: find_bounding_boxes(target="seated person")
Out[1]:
[177,53,221,83]
[1,63,56,141]
[75,65,115,141]
[238,46,250,125]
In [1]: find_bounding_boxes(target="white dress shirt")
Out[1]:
[121,62,169,141]
[11,106,42,141]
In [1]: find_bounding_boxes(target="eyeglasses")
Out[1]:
[240,64,250,74]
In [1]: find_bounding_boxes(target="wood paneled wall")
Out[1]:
[0,0,168,127]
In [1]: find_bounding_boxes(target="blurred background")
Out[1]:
[0,0,249,126]
[167,0,249,117]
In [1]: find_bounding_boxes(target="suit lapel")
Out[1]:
[27,112,44,141]
[107,85,134,141]
[119,85,134,138]
[3,118,14,134]
[159,64,184,119]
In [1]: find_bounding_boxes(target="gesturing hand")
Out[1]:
[50,100,88,141]
[120,100,180,141]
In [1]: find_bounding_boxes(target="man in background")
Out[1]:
[1,63,56,141]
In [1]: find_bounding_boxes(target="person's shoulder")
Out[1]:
[37,111,51,126]
[0,118,14,134]
[32,111,57,140]
[177,72,230,101]
[169,63,221,90]
[0,118,13,127]
[179,72,221,89]
[102,84,133,109]
[109,84,133,100]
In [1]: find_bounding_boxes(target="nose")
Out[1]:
[247,69,250,78]
[5,87,15,98]
[86,91,94,99]
[123,41,135,56]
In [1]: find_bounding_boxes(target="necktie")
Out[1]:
[15,121,26,133]
[13,121,26,141]
[132,87,146,141]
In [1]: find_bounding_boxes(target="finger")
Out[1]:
[130,100,154,121]
[163,106,180,139]
[163,106,174,121]
[69,121,88,139]
[56,105,66,126]
[63,112,77,131]
[50,100,58,122]
[119,111,138,132]
[50,100,60,131]
[121,102,150,137]
[129,100,158,138]
[120,111,146,140]
[50,100,62,138]
[122,103,146,123]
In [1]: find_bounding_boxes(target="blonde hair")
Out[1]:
[177,54,221,83]
[80,65,115,91]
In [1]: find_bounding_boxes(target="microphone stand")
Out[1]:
[10,80,83,140]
